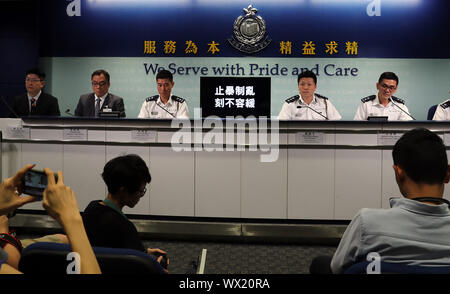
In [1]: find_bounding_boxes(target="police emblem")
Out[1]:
[228,5,271,54]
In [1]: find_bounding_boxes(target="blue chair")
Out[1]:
[427,104,438,120]
[344,261,450,274]
[18,242,165,274]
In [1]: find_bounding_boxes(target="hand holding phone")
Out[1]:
[22,169,58,198]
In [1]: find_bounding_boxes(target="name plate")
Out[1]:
[131,130,157,142]
[377,132,403,146]
[296,131,324,144]
[6,125,30,139]
[63,128,88,141]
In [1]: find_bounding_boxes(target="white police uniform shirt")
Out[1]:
[277,93,342,120]
[138,94,189,119]
[432,99,450,121]
[354,95,412,121]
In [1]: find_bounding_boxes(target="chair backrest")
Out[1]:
[18,242,165,274]
[344,261,450,274]
[427,104,438,120]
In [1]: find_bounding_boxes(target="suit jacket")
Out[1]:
[9,92,60,117]
[74,93,126,118]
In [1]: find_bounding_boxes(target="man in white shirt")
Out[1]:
[354,72,413,121]
[278,71,341,120]
[138,70,189,119]
[432,93,450,120]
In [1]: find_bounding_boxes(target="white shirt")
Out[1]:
[138,94,189,119]
[277,93,342,120]
[432,99,450,121]
[354,95,412,121]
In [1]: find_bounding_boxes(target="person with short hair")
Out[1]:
[277,70,341,120]
[138,70,189,119]
[9,68,60,117]
[354,72,412,121]
[82,154,169,271]
[311,128,450,274]
[75,69,126,117]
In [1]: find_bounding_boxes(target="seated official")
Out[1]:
[138,70,189,119]
[82,154,168,271]
[74,69,126,118]
[432,94,450,120]
[354,72,412,121]
[311,128,450,274]
[278,70,341,120]
[9,68,60,117]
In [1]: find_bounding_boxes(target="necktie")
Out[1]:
[95,98,101,117]
[30,97,36,114]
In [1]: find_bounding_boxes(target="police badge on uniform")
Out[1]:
[228,5,271,54]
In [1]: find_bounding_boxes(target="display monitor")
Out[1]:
[200,77,271,118]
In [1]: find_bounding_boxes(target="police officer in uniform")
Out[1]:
[138,70,189,119]
[354,72,412,121]
[278,71,341,120]
[432,93,450,121]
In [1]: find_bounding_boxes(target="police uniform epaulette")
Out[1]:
[172,95,185,103]
[285,95,299,103]
[391,96,405,104]
[440,100,450,109]
[361,95,376,103]
[315,93,329,100]
[145,95,158,102]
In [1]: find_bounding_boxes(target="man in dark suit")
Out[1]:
[9,68,60,117]
[75,69,126,117]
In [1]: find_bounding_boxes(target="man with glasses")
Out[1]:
[75,69,126,117]
[9,68,60,117]
[354,72,412,121]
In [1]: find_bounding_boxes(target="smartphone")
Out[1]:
[22,169,58,198]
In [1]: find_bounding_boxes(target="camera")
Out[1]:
[22,169,58,198]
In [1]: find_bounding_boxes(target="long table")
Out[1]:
[1,117,449,221]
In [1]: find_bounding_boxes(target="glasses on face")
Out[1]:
[380,83,397,91]
[26,78,42,83]
[92,81,108,87]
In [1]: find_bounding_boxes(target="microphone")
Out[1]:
[155,101,175,118]
[1,95,20,118]
[297,104,328,120]
[65,109,75,116]
[388,98,415,120]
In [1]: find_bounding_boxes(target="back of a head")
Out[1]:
[102,154,151,195]
[393,128,448,185]
[297,70,317,85]
[156,70,173,82]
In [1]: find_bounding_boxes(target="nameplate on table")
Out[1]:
[377,132,403,146]
[63,128,88,141]
[131,130,157,142]
[6,125,30,139]
[296,131,324,144]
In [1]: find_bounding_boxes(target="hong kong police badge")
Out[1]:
[228,5,271,54]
